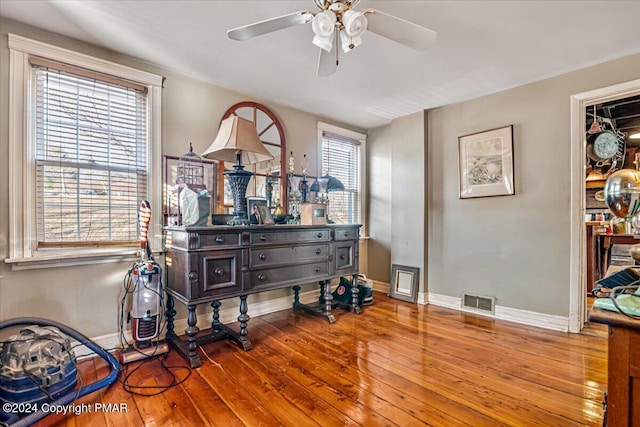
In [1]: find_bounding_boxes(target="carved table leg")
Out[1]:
[323,280,337,323]
[165,294,176,336]
[211,300,221,331]
[350,274,362,314]
[185,305,201,368]
[292,285,301,305]
[237,295,252,350]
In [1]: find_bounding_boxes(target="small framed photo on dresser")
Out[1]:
[257,203,275,225]
[247,197,267,224]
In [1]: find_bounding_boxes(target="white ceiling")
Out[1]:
[2,0,640,129]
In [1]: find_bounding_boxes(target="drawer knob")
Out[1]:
[344,231,349,237]
[259,235,267,241]
[215,236,225,243]
[315,267,320,272]
[259,253,267,261]
[315,248,321,255]
[317,232,323,238]
[257,274,266,281]
[214,268,224,277]
[188,271,198,281]
[340,255,345,260]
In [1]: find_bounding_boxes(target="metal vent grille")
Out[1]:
[462,294,495,314]
[136,317,158,340]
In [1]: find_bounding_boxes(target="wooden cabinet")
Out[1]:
[164,224,361,367]
[588,308,640,426]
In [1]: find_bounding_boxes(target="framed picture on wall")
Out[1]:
[458,125,515,199]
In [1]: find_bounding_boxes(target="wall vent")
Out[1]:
[462,293,495,314]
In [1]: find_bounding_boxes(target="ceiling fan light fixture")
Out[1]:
[312,10,337,36]
[313,34,334,52]
[342,9,367,37]
[312,10,337,52]
[227,0,437,75]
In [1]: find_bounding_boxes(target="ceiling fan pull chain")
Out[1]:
[335,31,340,65]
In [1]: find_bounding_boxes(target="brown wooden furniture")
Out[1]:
[599,234,639,277]
[587,221,604,294]
[588,307,640,426]
[164,224,360,367]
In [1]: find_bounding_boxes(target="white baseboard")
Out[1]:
[428,292,569,332]
[74,288,320,359]
[372,280,390,294]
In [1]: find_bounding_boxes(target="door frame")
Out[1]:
[569,79,640,333]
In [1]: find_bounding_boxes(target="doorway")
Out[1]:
[569,79,640,333]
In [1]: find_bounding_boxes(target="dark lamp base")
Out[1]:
[224,165,253,226]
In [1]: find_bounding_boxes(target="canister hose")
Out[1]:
[0,317,120,427]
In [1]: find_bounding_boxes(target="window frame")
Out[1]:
[7,34,163,269]
[316,121,367,233]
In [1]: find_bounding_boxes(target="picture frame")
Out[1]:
[246,196,267,224]
[389,264,419,303]
[257,203,275,225]
[458,125,515,199]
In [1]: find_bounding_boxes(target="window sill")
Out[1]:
[5,248,149,271]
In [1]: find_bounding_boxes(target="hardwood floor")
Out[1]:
[32,292,607,426]
[582,296,609,338]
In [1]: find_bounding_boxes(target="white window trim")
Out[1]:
[6,34,163,269]
[317,121,367,235]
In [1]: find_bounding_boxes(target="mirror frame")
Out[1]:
[216,102,287,213]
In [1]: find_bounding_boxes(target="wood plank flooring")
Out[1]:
[31,292,607,426]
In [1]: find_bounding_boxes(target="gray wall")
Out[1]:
[367,126,391,282]
[367,112,426,289]
[368,52,640,317]
[0,18,364,338]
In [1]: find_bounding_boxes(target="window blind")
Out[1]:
[33,63,148,246]
[321,131,361,224]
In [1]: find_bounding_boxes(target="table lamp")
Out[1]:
[202,116,273,225]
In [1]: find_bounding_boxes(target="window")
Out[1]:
[7,34,163,268]
[317,122,366,227]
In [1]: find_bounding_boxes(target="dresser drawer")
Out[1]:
[248,262,328,290]
[198,231,241,249]
[249,244,328,268]
[191,250,243,301]
[249,228,330,245]
[334,227,358,241]
[166,249,243,302]
[332,241,357,275]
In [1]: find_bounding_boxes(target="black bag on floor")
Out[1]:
[319,275,373,308]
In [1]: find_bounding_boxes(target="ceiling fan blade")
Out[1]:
[363,9,437,50]
[227,11,313,41]
[317,46,337,77]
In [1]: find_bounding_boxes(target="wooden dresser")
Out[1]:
[588,307,640,426]
[164,224,361,367]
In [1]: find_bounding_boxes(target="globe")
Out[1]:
[604,169,640,219]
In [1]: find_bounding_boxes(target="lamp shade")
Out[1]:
[201,116,273,164]
[310,174,344,192]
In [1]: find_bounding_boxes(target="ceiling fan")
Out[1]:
[227,0,437,76]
